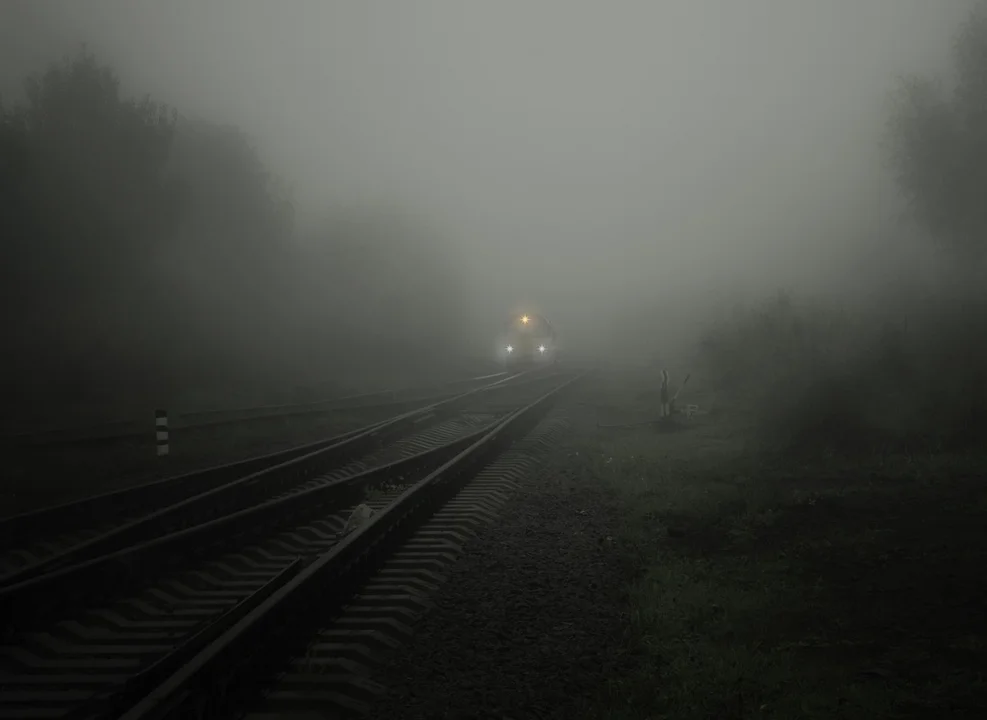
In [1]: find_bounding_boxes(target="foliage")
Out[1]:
[1,47,466,421]
[887,5,987,264]
[698,288,987,455]
[1,48,181,410]
[695,5,987,455]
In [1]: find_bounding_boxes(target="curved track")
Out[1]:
[0,368,587,720]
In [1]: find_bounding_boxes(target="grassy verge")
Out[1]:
[575,371,987,720]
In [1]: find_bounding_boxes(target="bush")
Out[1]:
[697,286,987,456]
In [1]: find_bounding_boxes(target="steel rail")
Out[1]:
[0,393,511,630]
[0,372,586,720]
[112,370,589,720]
[0,371,509,448]
[0,367,553,587]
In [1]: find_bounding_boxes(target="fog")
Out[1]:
[0,1,978,413]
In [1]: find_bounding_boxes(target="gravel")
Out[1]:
[368,411,636,720]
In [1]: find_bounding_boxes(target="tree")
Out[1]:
[156,117,298,389]
[887,5,987,265]
[286,205,470,380]
[0,47,295,413]
[1,44,471,421]
[165,118,292,252]
[0,48,181,410]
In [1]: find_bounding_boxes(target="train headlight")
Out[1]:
[538,345,546,353]
[521,315,529,325]
[506,345,513,353]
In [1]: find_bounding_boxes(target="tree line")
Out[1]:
[0,48,465,424]
[887,4,987,271]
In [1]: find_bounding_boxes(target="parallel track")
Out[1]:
[0,372,511,448]
[0,369,546,587]
[0,369,586,720]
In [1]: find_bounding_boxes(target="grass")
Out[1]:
[573,370,987,720]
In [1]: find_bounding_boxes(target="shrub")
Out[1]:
[697,286,987,456]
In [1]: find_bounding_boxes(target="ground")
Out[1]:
[368,410,635,720]
[583,370,987,719]
[9,365,987,718]
[370,368,987,720]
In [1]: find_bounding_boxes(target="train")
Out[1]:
[499,312,558,370]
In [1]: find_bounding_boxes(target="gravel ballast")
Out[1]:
[368,409,635,720]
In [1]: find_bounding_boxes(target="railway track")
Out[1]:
[0,369,551,588]
[1,373,514,523]
[0,371,511,449]
[0,367,586,720]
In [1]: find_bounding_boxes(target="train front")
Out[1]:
[500,313,557,370]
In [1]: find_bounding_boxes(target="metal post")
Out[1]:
[155,409,169,456]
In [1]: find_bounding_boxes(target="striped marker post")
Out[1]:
[155,409,169,457]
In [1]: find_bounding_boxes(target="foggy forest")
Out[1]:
[3,1,987,718]
[1,0,984,438]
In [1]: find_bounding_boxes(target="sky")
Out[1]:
[0,0,976,344]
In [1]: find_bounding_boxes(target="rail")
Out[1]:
[0,370,508,448]
[0,383,521,631]
[112,369,590,720]
[0,367,549,585]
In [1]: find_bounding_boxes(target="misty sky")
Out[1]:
[0,1,975,326]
